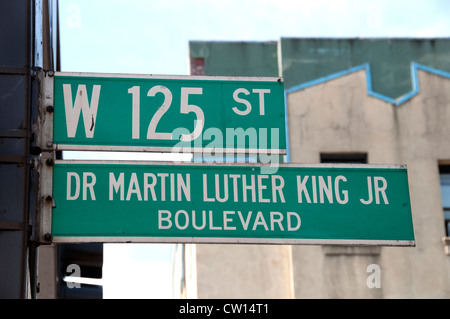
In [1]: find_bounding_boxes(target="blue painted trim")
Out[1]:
[286,64,369,94]
[285,62,450,107]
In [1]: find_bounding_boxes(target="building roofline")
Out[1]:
[286,62,450,106]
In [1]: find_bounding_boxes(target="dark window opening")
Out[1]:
[320,153,367,164]
[439,165,450,237]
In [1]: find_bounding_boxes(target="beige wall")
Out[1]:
[195,244,294,298]
[288,69,450,298]
[193,68,450,299]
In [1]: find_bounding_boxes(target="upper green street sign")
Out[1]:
[50,161,415,246]
[52,73,286,155]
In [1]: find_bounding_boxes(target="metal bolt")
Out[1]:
[45,158,54,166]
[44,233,52,242]
[46,105,54,113]
[45,195,52,203]
[46,141,53,148]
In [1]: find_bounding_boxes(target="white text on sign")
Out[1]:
[66,171,389,205]
[63,84,271,141]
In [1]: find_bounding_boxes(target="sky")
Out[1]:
[57,0,450,299]
[59,0,450,76]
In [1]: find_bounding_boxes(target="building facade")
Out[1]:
[186,38,450,298]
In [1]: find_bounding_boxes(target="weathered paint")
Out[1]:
[280,37,450,99]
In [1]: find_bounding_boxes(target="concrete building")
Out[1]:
[185,38,450,298]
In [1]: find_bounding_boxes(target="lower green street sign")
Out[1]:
[50,161,415,246]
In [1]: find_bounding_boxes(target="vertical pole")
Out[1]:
[33,0,59,298]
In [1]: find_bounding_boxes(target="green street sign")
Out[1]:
[50,161,415,246]
[52,73,286,154]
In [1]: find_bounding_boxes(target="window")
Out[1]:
[320,153,368,164]
[439,165,450,237]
